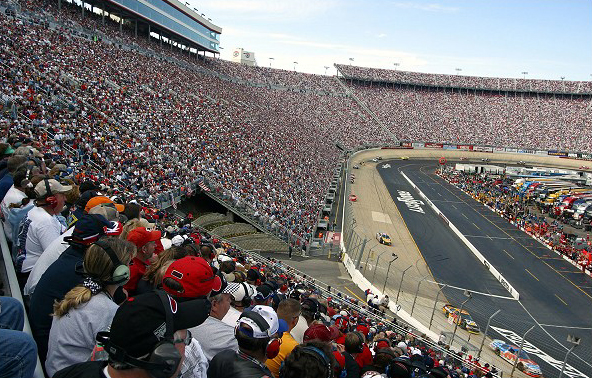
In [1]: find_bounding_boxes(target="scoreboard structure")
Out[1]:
[232,48,257,66]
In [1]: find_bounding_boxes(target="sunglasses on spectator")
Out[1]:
[173,330,192,346]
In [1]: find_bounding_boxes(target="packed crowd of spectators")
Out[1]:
[440,169,592,272]
[336,64,592,94]
[0,0,393,242]
[0,142,502,378]
[346,84,592,152]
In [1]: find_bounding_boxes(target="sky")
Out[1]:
[189,0,592,81]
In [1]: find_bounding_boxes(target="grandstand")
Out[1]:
[1,0,591,377]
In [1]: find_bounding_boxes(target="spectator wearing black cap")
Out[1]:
[1,163,30,242]
[207,305,279,378]
[291,297,320,344]
[53,290,210,378]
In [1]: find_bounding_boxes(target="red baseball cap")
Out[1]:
[376,340,391,350]
[162,256,222,298]
[303,324,340,342]
[127,227,162,249]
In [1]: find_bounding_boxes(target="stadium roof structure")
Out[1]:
[74,0,222,54]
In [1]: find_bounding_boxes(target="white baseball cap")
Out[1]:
[237,305,279,338]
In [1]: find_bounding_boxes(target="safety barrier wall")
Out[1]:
[400,171,520,300]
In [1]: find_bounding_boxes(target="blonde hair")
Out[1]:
[120,218,151,240]
[53,237,137,317]
[142,246,188,288]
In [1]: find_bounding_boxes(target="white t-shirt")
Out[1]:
[221,306,242,328]
[1,186,27,242]
[290,315,308,344]
[22,206,65,273]
[24,227,73,296]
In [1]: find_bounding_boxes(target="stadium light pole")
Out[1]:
[522,71,528,79]
[455,68,462,75]
[393,62,400,70]
[269,57,274,68]
[293,61,298,71]
[324,66,330,75]
[450,290,472,347]
[349,57,354,65]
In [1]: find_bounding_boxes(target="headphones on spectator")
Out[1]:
[237,282,253,308]
[94,238,130,285]
[42,178,59,209]
[353,332,365,353]
[235,311,282,360]
[200,241,216,260]
[302,298,321,320]
[96,291,182,378]
[279,346,333,378]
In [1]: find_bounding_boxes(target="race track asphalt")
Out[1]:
[378,159,592,378]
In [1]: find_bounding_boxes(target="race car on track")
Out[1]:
[353,165,360,169]
[442,304,480,334]
[376,232,392,245]
[490,339,542,377]
[400,156,409,160]
[371,158,378,162]
[481,158,491,162]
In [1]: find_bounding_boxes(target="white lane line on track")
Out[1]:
[464,235,511,240]
[539,324,592,330]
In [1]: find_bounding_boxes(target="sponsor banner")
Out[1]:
[582,153,592,159]
[535,150,548,156]
[473,145,493,153]
[412,142,425,148]
[505,147,518,153]
[443,144,458,150]
[548,150,568,157]
[424,142,443,149]
[568,153,578,158]
[517,149,534,154]
[401,142,413,148]
[381,146,413,149]
[457,145,474,151]
[493,147,505,153]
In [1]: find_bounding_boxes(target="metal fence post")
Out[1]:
[477,309,501,359]
[356,238,367,268]
[510,325,535,377]
[429,284,447,330]
[396,265,412,305]
[410,276,427,316]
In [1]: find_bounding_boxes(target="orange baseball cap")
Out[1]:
[84,196,125,213]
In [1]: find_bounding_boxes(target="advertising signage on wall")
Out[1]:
[457,145,474,151]
[548,150,569,157]
[473,146,493,153]
[424,143,443,149]
[443,144,457,150]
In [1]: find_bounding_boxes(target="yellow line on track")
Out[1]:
[555,294,568,306]
[525,269,539,281]
[345,286,365,302]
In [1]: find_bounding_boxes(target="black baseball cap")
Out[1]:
[108,291,211,358]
